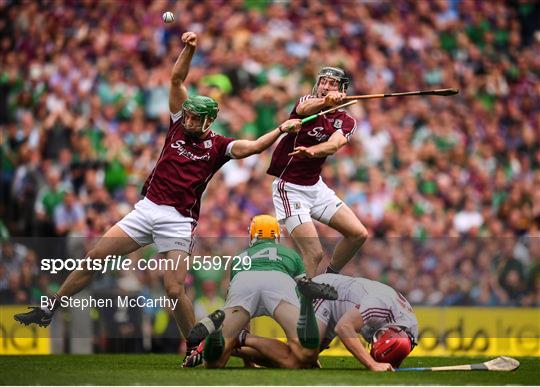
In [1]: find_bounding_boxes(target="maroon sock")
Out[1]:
[325,265,339,274]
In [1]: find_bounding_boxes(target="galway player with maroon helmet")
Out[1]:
[267,67,368,277]
[239,273,418,371]
[14,31,301,364]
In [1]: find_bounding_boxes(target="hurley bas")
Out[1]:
[41,295,178,312]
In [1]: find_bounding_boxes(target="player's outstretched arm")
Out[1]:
[289,130,347,158]
[334,309,394,372]
[230,119,301,159]
[296,91,346,116]
[169,31,197,114]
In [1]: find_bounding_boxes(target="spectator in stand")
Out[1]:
[193,280,225,321]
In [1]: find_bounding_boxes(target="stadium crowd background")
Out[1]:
[1,0,540,342]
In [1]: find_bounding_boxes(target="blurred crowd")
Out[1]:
[1,0,539,310]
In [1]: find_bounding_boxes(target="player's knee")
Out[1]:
[302,350,319,366]
[287,351,317,369]
[205,354,227,369]
[85,248,106,266]
[204,361,220,369]
[307,249,324,265]
[347,224,368,243]
[293,347,318,367]
[164,283,185,300]
[281,355,302,369]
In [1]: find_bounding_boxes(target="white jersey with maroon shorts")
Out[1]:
[267,95,356,232]
[117,111,235,253]
[313,274,418,347]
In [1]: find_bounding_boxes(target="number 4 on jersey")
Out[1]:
[250,247,281,261]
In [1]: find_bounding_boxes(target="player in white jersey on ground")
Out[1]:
[183,215,337,368]
[267,67,368,277]
[238,273,418,371]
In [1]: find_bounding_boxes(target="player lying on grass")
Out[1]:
[13,31,301,364]
[235,273,419,371]
[183,214,338,368]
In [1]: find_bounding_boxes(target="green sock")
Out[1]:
[203,330,225,363]
[297,295,319,349]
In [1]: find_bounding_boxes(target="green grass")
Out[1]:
[0,355,537,385]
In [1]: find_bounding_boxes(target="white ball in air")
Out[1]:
[162,11,174,23]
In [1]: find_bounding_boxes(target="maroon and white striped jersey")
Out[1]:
[141,113,235,221]
[267,95,356,186]
[313,274,418,344]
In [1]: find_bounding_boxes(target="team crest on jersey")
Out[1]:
[204,139,212,149]
[333,119,343,129]
[294,202,301,209]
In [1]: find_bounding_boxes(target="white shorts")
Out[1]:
[224,271,300,318]
[272,178,343,233]
[117,197,195,253]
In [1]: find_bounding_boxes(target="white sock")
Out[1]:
[199,316,216,334]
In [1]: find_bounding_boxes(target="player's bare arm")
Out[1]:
[230,119,302,159]
[334,309,394,372]
[169,31,197,114]
[288,130,347,158]
[296,91,346,116]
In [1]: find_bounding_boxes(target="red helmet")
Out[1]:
[370,326,413,368]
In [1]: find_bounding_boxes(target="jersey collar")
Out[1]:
[251,239,275,247]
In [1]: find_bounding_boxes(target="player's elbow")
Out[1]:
[249,141,264,156]
[335,322,353,338]
[328,138,347,155]
[232,143,256,159]
[170,75,184,87]
[295,100,318,116]
[296,105,308,116]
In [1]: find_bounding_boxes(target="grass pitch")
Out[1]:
[0,355,537,385]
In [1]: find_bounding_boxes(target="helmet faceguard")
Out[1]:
[313,67,350,96]
[182,96,219,134]
[249,214,281,247]
[370,325,414,368]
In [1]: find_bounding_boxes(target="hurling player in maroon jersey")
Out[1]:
[14,32,301,363]
[267,67,368,277]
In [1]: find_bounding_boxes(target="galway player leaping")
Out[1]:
[13,32,301,363]
[240,273,419,371]
[267,67,368,277]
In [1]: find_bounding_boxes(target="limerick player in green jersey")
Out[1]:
[183,215,337,368]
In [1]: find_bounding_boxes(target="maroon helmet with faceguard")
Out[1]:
[370,325,415,368]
